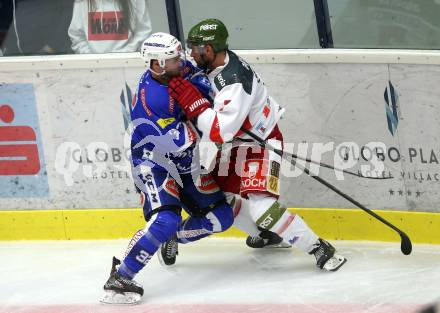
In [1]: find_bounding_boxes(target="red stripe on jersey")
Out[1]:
[131,94,137,108]
[209,115,223,143]
[140,88,152,116]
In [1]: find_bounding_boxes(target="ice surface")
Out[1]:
[0,238,439,313]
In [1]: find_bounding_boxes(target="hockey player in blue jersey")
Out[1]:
[101,32,233,304]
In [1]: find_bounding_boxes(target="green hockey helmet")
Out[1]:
[187,18,229,52]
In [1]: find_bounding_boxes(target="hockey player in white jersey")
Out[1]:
[167,19,346,272]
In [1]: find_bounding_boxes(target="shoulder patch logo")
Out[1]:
[157,118,176,129]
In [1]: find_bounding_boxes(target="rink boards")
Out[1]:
[0,207,439,243]
[1,50,440,242]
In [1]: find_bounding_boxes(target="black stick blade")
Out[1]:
[400,233,412,255]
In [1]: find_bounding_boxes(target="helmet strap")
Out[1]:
[150,68,166,76]
[149,59,166,76]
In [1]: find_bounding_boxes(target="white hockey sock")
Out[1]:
[247,194,319,253]
[226,193,261,237]
[277,214,319,252]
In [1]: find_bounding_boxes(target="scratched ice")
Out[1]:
[0,238,439,313]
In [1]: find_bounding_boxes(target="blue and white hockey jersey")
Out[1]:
[130,61,211,178]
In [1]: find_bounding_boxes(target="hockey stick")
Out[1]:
[241,127,412,255]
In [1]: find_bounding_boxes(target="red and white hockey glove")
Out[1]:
[168,77,210,120]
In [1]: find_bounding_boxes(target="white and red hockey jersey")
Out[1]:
[196,51,285,144]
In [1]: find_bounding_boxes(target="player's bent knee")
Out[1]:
[146,207,182,242]
[254,200,287,231]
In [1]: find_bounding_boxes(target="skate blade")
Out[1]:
[323,254,347,272]
[157,252,176,267]
[100,290,142,305]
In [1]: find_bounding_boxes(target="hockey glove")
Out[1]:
[169,77,210,120]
